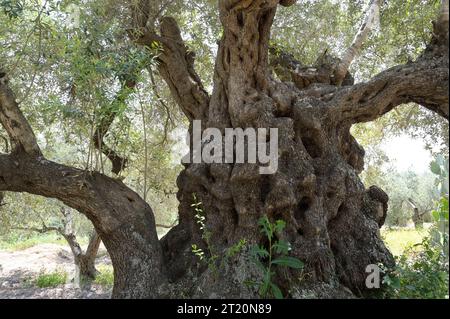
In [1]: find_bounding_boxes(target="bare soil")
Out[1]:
[0,243,112,299]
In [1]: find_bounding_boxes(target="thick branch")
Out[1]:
[334,0,381,86]
[329,56,448,123]
[132,17,209,120]
[269,48,355,89]
[0,73,165,297]
[0,152,166,293]
[438,0,449,36]
[426,0,449,57]
[0,154,152,235]
[0,72,42,157]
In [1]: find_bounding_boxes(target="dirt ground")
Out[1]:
[0,244,112,299]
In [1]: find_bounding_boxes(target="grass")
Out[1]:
[381,227,429,256]
[94,265,114,288]
[0,233,88,251]
[35,270,68,288]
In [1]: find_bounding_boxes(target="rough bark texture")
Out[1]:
[1,0,449,299]
[148,0,448,297]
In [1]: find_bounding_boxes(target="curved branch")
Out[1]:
[13,224,63,234]
[0,152,166,295]
[13,219,84,258]
[329,56,448,123]
[0,71,165,297]
[0,74,165,294]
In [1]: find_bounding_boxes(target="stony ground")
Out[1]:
[0,243,112,299]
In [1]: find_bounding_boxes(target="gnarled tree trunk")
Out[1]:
[1,0,448,298]
[139,0,449,297]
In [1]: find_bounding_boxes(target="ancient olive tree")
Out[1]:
[0,0,448,298]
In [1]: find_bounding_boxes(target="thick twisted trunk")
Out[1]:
[1,0,448,299]
[156,0,448,298]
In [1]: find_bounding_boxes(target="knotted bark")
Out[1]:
[1,0,448,299]
[153,0,448,297]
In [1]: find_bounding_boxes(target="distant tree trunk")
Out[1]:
[12,207,103,286]
[407,198,426,228]
[81,231,102,276]
[65,230,102,285]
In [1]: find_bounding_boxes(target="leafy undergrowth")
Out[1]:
[380,237,449,299]
[35,270,68,288]
[379,198,449,299]
[94,265,114,288]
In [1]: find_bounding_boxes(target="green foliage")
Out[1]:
[381,237,448,299]
[430,196,449,259]
[0,0,23,18]
[432,197,449,225]
[379,170,436,227]
[35,270,68,288]
[429,153,449,258]
[0,0,182,238]
[225,239,247,261]
[249,216,303,299]
[191,195,248,274]
[381,227,429,257]
[191,193,218,272]
[381,195,449,299]
[94,265,114,288]
[0,0,448,300]
[430,154,449,197]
